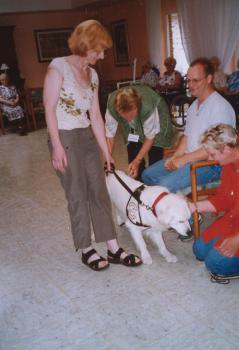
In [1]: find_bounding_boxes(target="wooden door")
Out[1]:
[0,26,22,88]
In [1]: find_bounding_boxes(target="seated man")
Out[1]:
[142,57,236,192]
[105,84,172,180]
[190,124,239,277]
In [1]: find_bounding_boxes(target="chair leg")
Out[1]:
[26,92,37,131]
[23,100,31,131]
[190,164,199,239]
[31,108,37,130]
[0,112,5,135]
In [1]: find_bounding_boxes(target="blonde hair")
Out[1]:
[200,123,238,151]
[114,87,141,114]
[68,19,112,56]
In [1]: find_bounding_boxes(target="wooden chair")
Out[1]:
[26,87,44,130]
[0,110,5,134]
[164,146,220,239]
[18,88,31,131]
[190,160,219,238]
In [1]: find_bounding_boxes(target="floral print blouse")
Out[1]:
[49,57,98,130]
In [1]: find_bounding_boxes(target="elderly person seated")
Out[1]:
[211,57,239,115]
[190,124,239,277]
[0,73,27,135]
[140,61,160,89]
[156,57,182,103]
[228,59,239,94]
[210,56,228,93]
[105,84,172,180]
[226,59,239,116]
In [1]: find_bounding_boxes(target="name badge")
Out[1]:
[128,133,139,142]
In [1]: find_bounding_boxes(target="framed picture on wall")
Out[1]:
[111,20,130,66]
[34,28,72,63]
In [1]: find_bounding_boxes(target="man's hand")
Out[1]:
[128,159,140,178]
[216,234,239,258]
[164,156,175,171]
[165,155,187,170]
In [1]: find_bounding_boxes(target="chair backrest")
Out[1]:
[26,87,44,130]
[27,88,43,108]
[0,109,5,134]
[169,94,194,129]
[190,160,219,238]
[117,80,141,89]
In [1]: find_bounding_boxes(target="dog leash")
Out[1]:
[112,169,151,210]
[108,166,169,227]
[111,169,169,214]
[110,169,150,227]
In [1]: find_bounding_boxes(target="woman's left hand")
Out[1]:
[216,234,239,257]
[104,154,115,172]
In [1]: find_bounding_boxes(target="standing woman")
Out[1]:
[43,20,141,271]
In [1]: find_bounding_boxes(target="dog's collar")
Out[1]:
[151,192,169,217]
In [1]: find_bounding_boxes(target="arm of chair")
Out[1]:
[190,160,219,239]
[0,110,5,134]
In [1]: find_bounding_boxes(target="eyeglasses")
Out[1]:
[186,76,207,84]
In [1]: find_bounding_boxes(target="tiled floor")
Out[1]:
[0,129,239,350]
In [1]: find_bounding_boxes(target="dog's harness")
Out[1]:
[109,168,169,227]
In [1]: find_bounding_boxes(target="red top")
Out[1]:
[201,161,239,257]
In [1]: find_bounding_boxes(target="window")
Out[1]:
[167,13,188,75]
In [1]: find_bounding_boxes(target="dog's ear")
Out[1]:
[154,204,172,226]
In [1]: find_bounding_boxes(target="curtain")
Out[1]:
[145,0,161,69]
[176,0,239,69]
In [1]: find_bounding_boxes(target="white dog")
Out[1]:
[106,170,191,265]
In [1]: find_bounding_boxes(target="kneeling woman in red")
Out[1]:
[189,124,239,276]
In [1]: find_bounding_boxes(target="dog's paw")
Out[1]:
[165,254,178,263]
[142,254,153,265]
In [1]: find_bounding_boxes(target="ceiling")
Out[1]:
[0,0,121,14]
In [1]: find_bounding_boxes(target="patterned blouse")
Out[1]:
[0,85,24,121]
[49,57,98,130]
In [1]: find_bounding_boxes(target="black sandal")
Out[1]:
[107,247,142,267]
[82,248,109,271]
